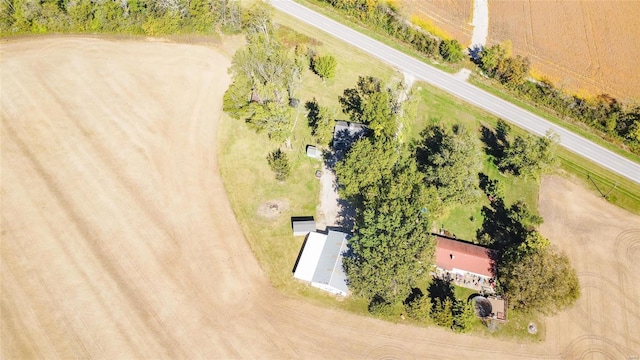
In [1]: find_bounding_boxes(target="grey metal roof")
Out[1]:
[293,220,316,234]
[332,121,369,150]
[311,230,349,294]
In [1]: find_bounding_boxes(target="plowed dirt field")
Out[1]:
[1,37,638,359]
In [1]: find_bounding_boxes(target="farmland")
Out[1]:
[400,0,640,100]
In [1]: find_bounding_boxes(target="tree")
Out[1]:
[415,123,482,206]
[479,43,509,77]
[266,148,290,181]
[339,76,397,138]
[311,54,337,81]
[439,39,464,63]
[496,55,530,87]
[498,131,558,178]
[431,298,454,328]
[242,102,292,142]
[305,99,334,146]
[498,246,580,314]
[452,300,476,333]
[477,197,542,249]
[223,75,252,118]
[337,139,436,303]
[404,289,431,321]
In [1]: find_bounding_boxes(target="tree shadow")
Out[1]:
[480,125,501,161]
[468,44,484,63]
[336,198,356,232]
[427,277,456,304]
[305,99,319,128]
[404,287,424,305]
[414,123,446,172]
[480,121,511,170]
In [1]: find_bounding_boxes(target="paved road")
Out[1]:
[271,0,640,184]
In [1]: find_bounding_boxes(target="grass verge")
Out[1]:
[290,0,461,74]
[469,74,640,164]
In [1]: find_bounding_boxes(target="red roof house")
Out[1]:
[435,236,495,278]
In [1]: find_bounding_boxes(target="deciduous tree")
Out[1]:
[311,54,337,81]
[498,246,580,314]
[439,39,464,63]
[498,131,558,178]
[415,123,482,206]
[305,99,334,146]
[337,139,436,303]
[339,76,397,138]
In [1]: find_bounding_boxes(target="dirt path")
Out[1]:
[470,0,489,48]
[2,37,638,359]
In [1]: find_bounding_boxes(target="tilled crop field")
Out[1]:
[401,0,640,100]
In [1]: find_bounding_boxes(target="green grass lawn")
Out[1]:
[412,80,640,217]
[410,82,541,240]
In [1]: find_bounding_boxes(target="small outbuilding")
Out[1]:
[293,230,349,296]
[292,217,316,236]
[306,145,321,159]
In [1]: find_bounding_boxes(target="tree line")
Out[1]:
[0,0,241,35]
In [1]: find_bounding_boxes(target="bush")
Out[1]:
[368,296,394,316]
[311,54,337,81]
[439,39,464,62]
[266,148,290,181]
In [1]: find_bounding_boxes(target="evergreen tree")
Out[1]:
[266,148,290,181]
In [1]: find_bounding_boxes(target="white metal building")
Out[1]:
[293,230,349,296]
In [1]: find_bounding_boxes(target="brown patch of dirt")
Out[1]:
[2,37,638,359]
[538,175,640,358]
[257,199,290,219]
[399,0,474,45]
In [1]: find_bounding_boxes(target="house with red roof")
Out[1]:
[435,236,496,280]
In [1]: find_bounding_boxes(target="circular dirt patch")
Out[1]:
[257,199,289,219]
